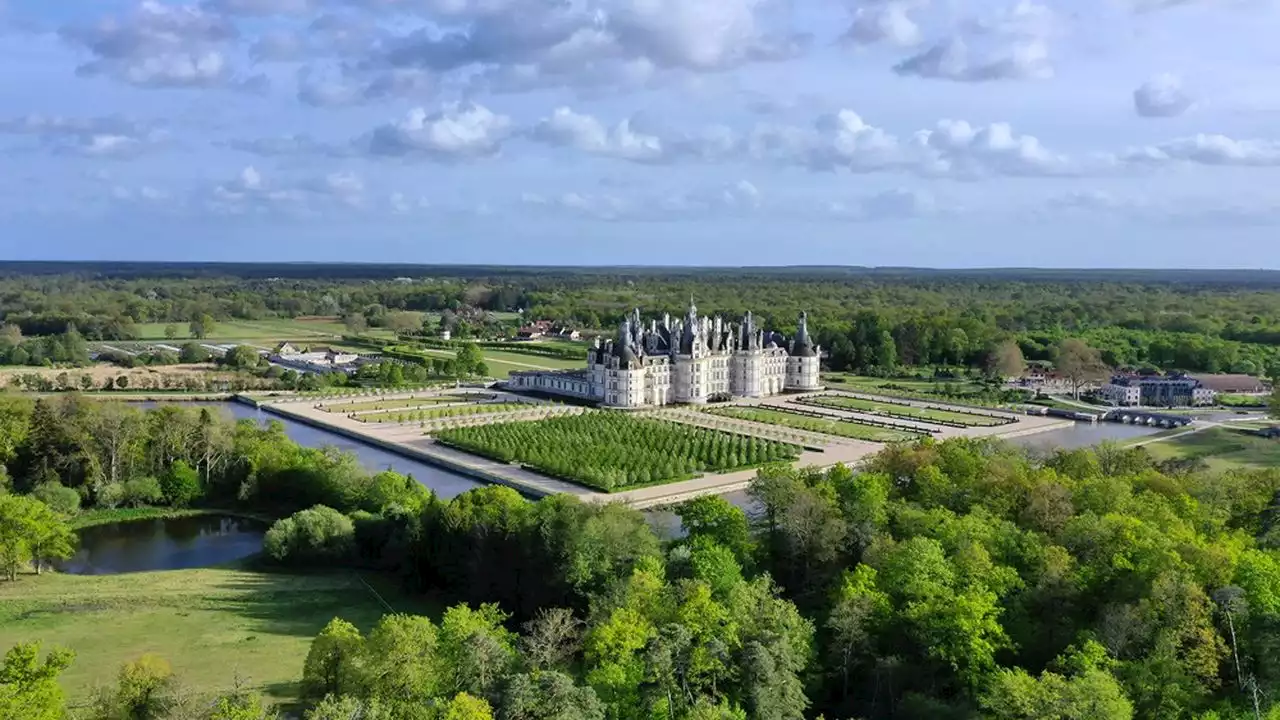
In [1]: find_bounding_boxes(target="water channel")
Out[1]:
[59,515,266,575]
[148,401,486,500]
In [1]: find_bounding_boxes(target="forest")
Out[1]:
[4,392,1280,718]
[3,265,1280,376]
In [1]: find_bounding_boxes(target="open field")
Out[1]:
[435,411,800,491]
[1140,426,1280,471]
[822,373,1019,408]
[798,394,1007,427]
[0,568,433,705]
[359,402,532,423]
[706,405,924,443]
[320,394,482,413]
[410,347,581,378]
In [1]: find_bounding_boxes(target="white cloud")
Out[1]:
[1124,134,1280,166]
[365,103,512,159]
[205,165,370,214]
[842,3,923,47]
[894,1,1056,82]
[1133,74,1194,118]
[62,2,257,89]
[894,36,1051,81]
[0,114,161,157]
[912,119,1073,177]
[368,0,808,94]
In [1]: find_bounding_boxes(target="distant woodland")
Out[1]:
[2,264,1280,376]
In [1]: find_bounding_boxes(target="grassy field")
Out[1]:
[1141,426,1280,471]
[0,568,434,705]
[320,394,481,413]
[706,406,924,443]
[411,347,581,379]
[799,395,1006,427]
[821,373,1015,408]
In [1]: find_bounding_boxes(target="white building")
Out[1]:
[508,303,822,408]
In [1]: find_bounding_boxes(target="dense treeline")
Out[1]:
[0,395,429,518]
[7,268,1280,376]
[266,436,1280,719]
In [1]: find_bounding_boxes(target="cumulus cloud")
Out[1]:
[206,165,369,214]
[297,65,432,107]
[894,1,1055,82]
[912,119,1072,177]
[367,0,807,94]
[842,2,923,47]
[364,103,512,159]
[1133,74,1194,118]
[1124,134,1280,166]
[62,1,258,89]
[527,107,737,163]
[0,114,161,157]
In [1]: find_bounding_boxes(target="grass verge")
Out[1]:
[70,507,273,530]
[1139,426,1280,471]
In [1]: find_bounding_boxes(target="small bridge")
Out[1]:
[1103,410,1193,428]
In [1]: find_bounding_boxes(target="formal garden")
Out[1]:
[319,393,483,413]
[434,411,801,490]
[357,402,534,424]
[705,405,926,443]
[796,393,1011,427]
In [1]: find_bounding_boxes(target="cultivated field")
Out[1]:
[0,568,435,704]
[797,394,1008,427]
[409,346,583,379]
[435,411,800,491]
[706,405,924,443]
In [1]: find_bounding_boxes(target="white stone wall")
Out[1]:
[785,356,821,391]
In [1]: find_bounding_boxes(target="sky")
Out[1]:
[2,0,1280,267]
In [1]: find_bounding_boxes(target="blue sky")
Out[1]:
[3,0,1280,267]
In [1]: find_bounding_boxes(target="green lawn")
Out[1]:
[705,406,924,443]
[360,402,532,423]
[0,568,433,705]
[133,319,350,342]
[410,347,580,378]
[1141,426,1280,471]
[798,395,1006,427]
[321,394,481,413]
[821,373,1014,409]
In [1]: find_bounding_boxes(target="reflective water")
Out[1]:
[1009,421,1162,453]
[145,401,484,500]
[60,515,266,575]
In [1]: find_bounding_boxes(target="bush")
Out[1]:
[160,461,202,507]
[264,505,356,565]
[32,481,81,515]
[121,477,163,508]
[96,483,125,509]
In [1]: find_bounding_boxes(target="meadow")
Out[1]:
[0,568,435,705]
[706,405,925,443]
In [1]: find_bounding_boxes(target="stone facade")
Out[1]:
[509,303,822,408]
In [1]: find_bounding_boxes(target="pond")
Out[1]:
[60,515,266,575]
